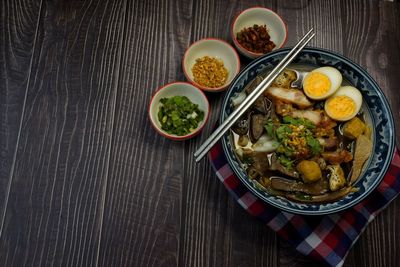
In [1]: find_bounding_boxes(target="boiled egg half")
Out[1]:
[324,86,363,121]
[303,66,342,100]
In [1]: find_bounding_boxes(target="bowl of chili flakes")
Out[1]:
[231,7,288,59]
[182,38,241,92]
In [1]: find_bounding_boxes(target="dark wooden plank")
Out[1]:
[278,1,400,266]
[341,1,400,267]
[0,0,127,265]
[179,2,279,267]
[340,0,400,146]
[0,0,398,266]
[278,0,344,51]
[97,0,187,264]
[97,1,193,266]
[99,0,400,266]
[98,0,280,266]
[0,0,41,236]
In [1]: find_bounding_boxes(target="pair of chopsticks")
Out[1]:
[194,28,315,162]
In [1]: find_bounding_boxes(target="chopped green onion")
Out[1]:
[157,96,205,136]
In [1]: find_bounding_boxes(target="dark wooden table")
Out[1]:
[1,0,400,266]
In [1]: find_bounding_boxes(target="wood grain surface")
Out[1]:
[0,0,41,237]
[0,0,399,266]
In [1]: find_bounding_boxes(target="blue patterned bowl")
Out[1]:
[220,47,395,215]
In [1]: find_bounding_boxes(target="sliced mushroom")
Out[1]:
[244,76,263,94]
[245,151,271,175]
[231,113,249,136]
[286,186,357,203]
[250,114,269,142]
[270,176,329,195]
[269,154,300,179]
[252,96,271,115]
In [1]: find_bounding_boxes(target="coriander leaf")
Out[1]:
[264,121,275,138]
[276,125,291,140]
[282,116,295,124]
[294,192,312,200]
[278,155,294,170]
[302,118,316,129]
[283,115,315,129]
[306,136,321,155]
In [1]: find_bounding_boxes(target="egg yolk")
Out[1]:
[326,95,356,118]
[304,72,331,97]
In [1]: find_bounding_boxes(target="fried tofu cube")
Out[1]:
[342,117,366,139]
[327,165,346,191]
[272,69,297,88]
[296,160,322,183]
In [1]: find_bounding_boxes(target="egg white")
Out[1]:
[324,86,363,121]
[303,66,343,100]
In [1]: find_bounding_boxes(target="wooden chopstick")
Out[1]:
[194,29,315,162]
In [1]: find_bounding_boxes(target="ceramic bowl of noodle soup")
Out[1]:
[220,47,395,215]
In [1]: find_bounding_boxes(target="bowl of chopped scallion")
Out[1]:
[149,82,210,140]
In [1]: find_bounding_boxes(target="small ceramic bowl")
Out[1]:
[148,82,210,140]
[231,7,288,59]
[182,38,241,92]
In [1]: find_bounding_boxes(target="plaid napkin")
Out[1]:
[209,140,400,267]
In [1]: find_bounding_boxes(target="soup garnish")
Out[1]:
[192,56,228,88]
[158,96,204,136]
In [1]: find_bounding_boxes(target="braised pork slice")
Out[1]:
[274,101,337,127]
[265,87,313,109]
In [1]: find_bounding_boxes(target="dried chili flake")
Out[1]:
[236,24,276,54]
[192,56,229,88]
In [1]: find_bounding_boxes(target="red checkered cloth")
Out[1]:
[209,141,400,267]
